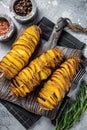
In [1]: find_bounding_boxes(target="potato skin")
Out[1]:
[10,48,64,97]
[0,25,41,79]
[37,57,81,110]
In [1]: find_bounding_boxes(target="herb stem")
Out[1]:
[55,81,87,130]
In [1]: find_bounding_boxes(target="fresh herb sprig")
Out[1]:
[55,81,87,130]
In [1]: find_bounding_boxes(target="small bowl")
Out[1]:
[0,14,15,42]
[10,0,38,23]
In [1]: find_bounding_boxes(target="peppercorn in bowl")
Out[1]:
[10,0,37,23]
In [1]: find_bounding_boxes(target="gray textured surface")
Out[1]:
[0,0,87,130]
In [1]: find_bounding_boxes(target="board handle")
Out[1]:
[37,17,68,56]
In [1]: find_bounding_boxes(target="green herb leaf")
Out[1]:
[55,81,87,130]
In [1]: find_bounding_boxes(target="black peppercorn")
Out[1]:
[14,0,32,16]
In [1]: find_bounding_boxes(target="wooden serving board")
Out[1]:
[0,17,86,129]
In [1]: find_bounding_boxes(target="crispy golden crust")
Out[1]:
[37,57,81,110]
[10,48,64,97]
[0,25,41,79]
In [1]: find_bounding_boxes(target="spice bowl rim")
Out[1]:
[0,14,15,42]
[10,0,37,23]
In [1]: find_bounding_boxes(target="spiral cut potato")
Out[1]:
[10,48,64,97]
[0,25,41,79]
[37,57,81,110]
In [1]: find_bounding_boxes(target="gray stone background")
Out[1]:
[0,0,87,130]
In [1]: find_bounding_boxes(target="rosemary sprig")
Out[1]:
[55,81,87,130]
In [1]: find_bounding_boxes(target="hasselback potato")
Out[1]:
[10,48,63,97]
[37,57,81,110]
[0,25,41,79]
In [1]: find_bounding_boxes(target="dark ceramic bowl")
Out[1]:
[0,14,15,42]
[10,0,38,23]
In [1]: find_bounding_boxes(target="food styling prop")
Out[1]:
[0,14,15,42]
[10,0,37,23]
